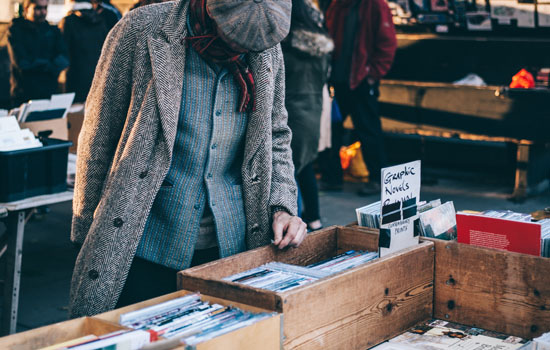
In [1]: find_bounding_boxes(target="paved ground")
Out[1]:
[2,172,550,333]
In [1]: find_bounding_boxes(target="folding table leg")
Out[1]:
[1,210,25,335]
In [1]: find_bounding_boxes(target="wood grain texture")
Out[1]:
[282,242,434,350]
[337,226,379,252]
[0,317,125,350]
[194,313,281,350]
[429,238,550,338]
[178,275,282,312]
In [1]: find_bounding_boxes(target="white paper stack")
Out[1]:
[0,116,42,152]
[532,332,550,350]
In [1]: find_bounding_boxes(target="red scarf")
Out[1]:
[185,0,256,112]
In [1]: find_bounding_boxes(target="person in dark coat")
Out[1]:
[282,0,333,230]
[91,0,119,31]
[59,0,111,103]
[325,0,397,195]
[7,0,69,107]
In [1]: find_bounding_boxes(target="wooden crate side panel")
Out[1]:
[0,317,124,350]
[191,314,281,350]
[432,239,550,339]
[178,274,282,312]
[275,226,338,266]
[282,243,434,350]
[337,226,379,252]
[183,227,338,279]
[84,317,126,336]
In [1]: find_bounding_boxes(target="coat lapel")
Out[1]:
[148,0,189,155]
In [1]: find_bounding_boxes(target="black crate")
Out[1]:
[0,138,72,202]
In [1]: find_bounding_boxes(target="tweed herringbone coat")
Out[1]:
[69,0,297,318]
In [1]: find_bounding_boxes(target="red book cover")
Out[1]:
[456,213,541,256]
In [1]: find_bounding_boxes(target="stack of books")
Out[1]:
[307,250,379,274]
[370,319,529,350]
[40,329,151,350]
[356,199,458,241]
[119,293,273,346]
[223,262,326,292]
[540,219,550,258]
[536,68,550,88]
[356,201,381,228]
[531,331,550,348]
[417,201,457,240]
[457,210,550,257]
[224,251,379,292]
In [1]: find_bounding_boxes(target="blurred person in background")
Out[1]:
[325,0,397,195]
[97,0,122,20]
[60,0,112,103]
[282,0,333,231]
[7,0,69,107]
[91,0,119,30]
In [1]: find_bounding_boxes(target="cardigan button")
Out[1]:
[88,269,99,280]
[251,223,260,233]
[139,170,148,179]
[113,218,124,228]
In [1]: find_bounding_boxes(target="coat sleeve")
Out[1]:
[366,0,397,80]
[268,45,298,217]
[71,16,136,244]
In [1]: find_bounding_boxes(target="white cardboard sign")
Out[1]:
[379,160,421,257]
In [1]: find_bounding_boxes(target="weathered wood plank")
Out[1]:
[177,274,282,312]
[195,314,281,350]
[282,243,434,350]
[337,226,379,252]
[0,317,124,350]
[430,239,550,339]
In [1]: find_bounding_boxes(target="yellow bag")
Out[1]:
[340,142,369,179]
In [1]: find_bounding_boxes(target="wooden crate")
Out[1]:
[0,317,126,350]
[348,224,550,339]
[429,238,550,339]
[178,226,435,350]
[96,290,282,350]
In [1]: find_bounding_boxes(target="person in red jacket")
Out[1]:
[325,0,397,195]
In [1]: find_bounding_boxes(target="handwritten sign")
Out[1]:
[379,160,421,257]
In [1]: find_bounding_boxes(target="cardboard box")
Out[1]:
[178,226,435,350]
[0,317,126,350]
[20,117,68,141]
[67,104,85,154]
[97,290,282,350]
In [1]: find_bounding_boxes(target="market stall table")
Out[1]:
[0,191,73,335]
